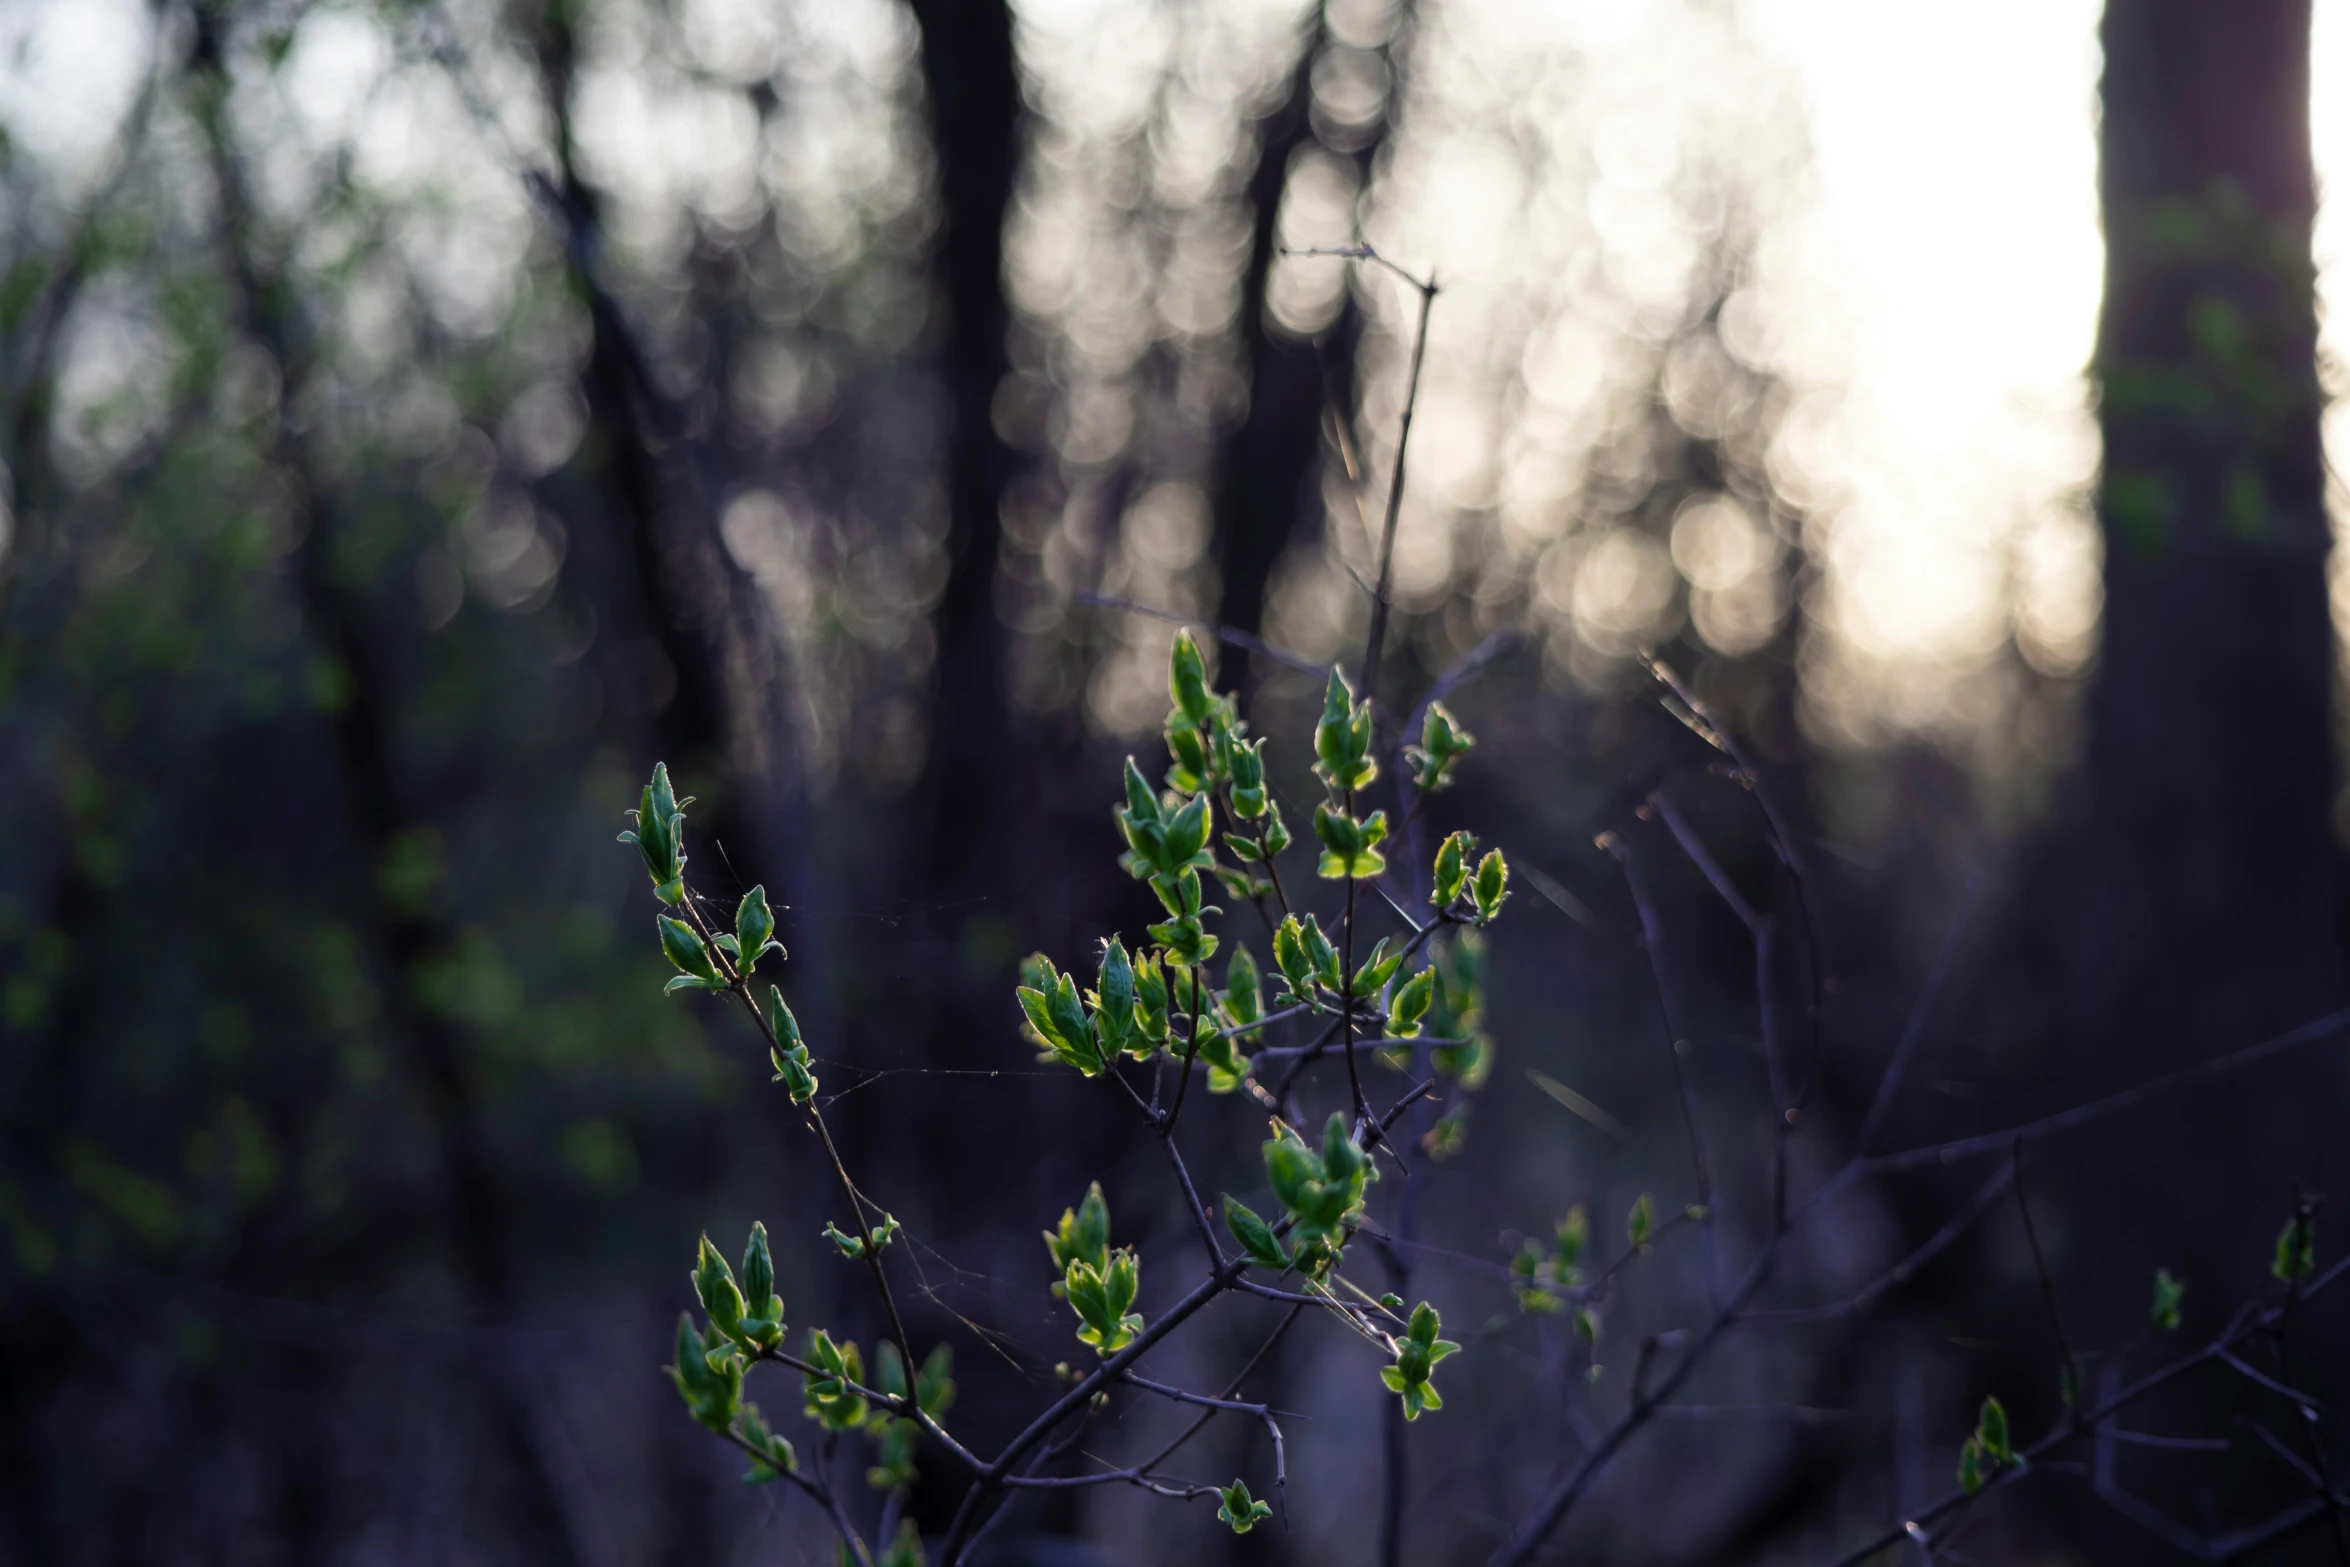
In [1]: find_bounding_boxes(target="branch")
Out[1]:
[1073,589,1334,681]
[1605,832,1718,1297]
[1863,1004,2350,1176]
[1814,1260,2350,1567]
[1853,875,1984,1156]
[2011,1139,2081,1412]
[1740,1165,2013,1326]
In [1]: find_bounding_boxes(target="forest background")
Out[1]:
[6,0,2350,1562]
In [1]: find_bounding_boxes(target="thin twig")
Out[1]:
[1074,589,1334,680]
[2011,1138,2082,1415]
[1740,1165,2014,1326]
[1605,833,1718,1299]
[1854,876,1984,1156]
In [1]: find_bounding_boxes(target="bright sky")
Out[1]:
[1737,0,2108,742]
[10,0,2350,750]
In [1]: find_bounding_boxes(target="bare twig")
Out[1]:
[1740,1165,2014,1326]
[1605,833,1718,1297]
[2011,1139,2082,1415]
[1074,589,1334,681]
[1854,876,1984,1156]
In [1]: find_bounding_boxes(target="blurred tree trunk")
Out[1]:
[526,2,827,1062]
[191,16,586,1563]
[907,0,1021,887]
[2077,0,2343,1051]
[1212,14,1353,702]
[525,5,730,781]
[1211,6,1414,705]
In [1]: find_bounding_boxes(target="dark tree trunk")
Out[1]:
[907,0,1022,889]
[1212,19,1356,703]
[1211,5,1432,709]
[2077,0,2341,1052]
[528,4,821,1061]
[191,16,586,1562]
[528,3,730,780]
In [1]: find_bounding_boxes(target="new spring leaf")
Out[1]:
[1018,957,1108,1075]
[1044,1182,1113,1279]
[735,1221,785,1348]
[618,762,689,904]
[802,1329,867,1430]
[1223,1195,1289,1270]
[731,885,786,976]
[1314,670,1378,791]
[1472,849,1509,922]
[1064,1248,1143,1355]
[1313,805,1388,880]
[1264,1112,1371,1245]
[659,916,726,994]
[1378,1302,1460,1421]
[1406,702,1475,793]
[665,1313,741,1431]
[767,987,819,1103]
[1217,1479,1273,1534]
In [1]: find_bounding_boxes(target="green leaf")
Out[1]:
[916,1344,956,1417]
[1406,702,1476,793]
[1422,1105,1469,1159]
[624,763,690,903]
[1263,1113,1369,1245]
[1382,1302,1460,1420]
[2274,1208,2317,1283]
[1217,1478,1273,1533]
[1169,627,1214,725]
[1163,792,1213,868]
[767,986,819,1103]
[737,1222,784,1347]
[1386,967,1434,1037]
[1313,804,1389,880]
[1627,1193,1654,1249]
[2151,1268,2186,1332]
[664,1313,742,1431]
[1065,1248,1143,1355]
[873,1339,910,1401]
[1092,939,1139,1058]
[658,916,722,986]
[1165,721,1212,795]
[1221,944,1264,1036]
[693,1233,747,1339]
[1974,1395,2011,1464]
[1019,961,1108,1075]
[1122,756,1163,829]
[1132,953,1171,1047]
[1301,916,1342,993]
[1228,736,1268,819]
[1313,670,1378,791]
[734,885,785,975]
[1272,916,1315,1003]
[735,1402,796,1479]
[1349,937,1402,998]
[1194,1023,1251,1093]
[877,1519,926,1567]
[1223,1195,1289,1269]
[1554,1205,1588,1274]
[1431,831,1476,908]
[1260,798,1293,857]
[801,1329,869,1431]
[1472,849,1510,922]
[1957,1435,1983,1494]
[1045,1182,1113,1277]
